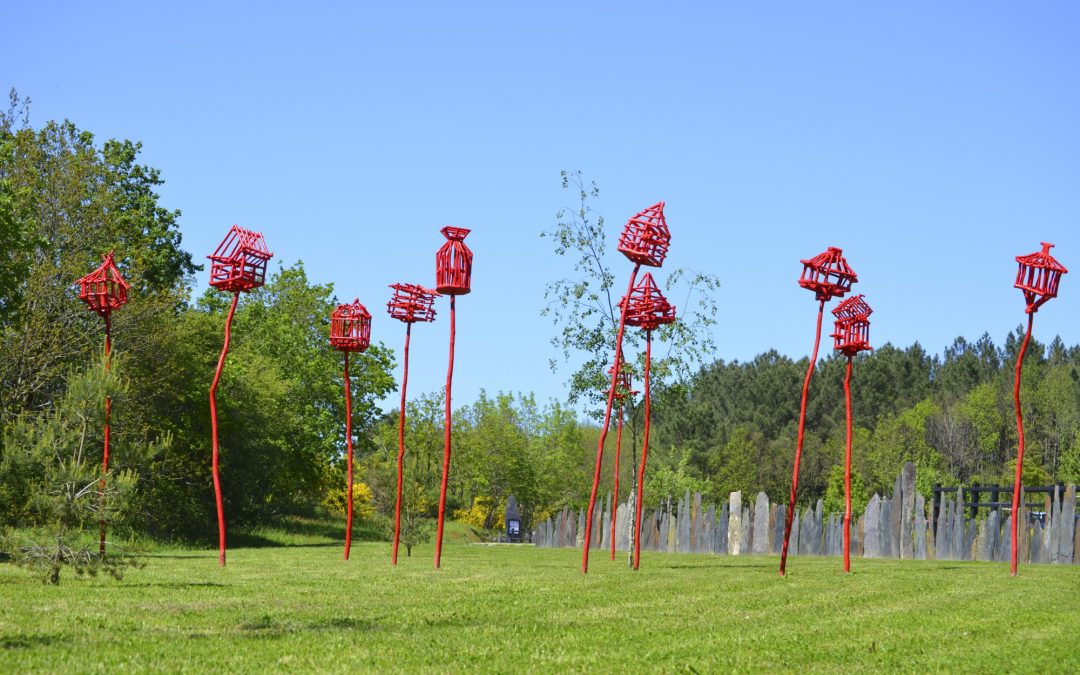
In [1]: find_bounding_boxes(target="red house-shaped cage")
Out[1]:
[76,251,130,317]
[1015,242,1068,313]
[387,283,439,323]
[208,225,273,293]
[617,202,670,268]
[330,300,373,353]
[831,294,873,357]
[799,246,857,302]
[435,227,473,295]
[608,352,637,402]
[623,273,677,330]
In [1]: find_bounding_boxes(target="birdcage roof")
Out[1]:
[1016,242,1068,273]
[387,283,440,323]
[623,273,676,329]
[801,246,857,281]
[76,251,130,290]
[832,294,873,322]
[209,225,272,262]
[332,299,372,321]
[440,226,471,241]
[628,202,669,235]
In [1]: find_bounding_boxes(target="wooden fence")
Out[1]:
[533,462,1079,565]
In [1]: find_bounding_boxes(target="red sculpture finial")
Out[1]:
[617,202,670,267]
[76,251,130,317]
[330,299,373,353]
[208,225,273,293]
[435,226,473,295]
[1015,241,1067,313]
[831,294,873,357]
[799,246,857,302]
[623,273,677,330]
[387,283,439,323]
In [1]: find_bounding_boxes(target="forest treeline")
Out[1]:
[2,95,1078,546]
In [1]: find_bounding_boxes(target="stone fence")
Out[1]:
[533,463,1079,565]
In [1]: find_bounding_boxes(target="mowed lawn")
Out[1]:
[1,532,1079,672]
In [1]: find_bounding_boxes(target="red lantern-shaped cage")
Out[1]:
[1015,242,1068,313]
[623,273,677,330]
[831,294,873,357]
[208,225,273,293]
[617,202,671,268]
[76,251,130,317]
[608,356,637,402]
[387,283,439,323]
[799,246,857,302]
[330,299,373,353]
[435,227,473,295]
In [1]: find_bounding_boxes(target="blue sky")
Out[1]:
[4,2,1079,412]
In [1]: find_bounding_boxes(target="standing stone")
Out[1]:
[854,514,864,558]
[576,509,585,548]
[864,495,881,558]
[659,510,670,553]
[728,492,742,555]
[741,507,751,555]
[935,494,950,561]
[703,503,716,553]
[914,493,927,561]
[880,497,893,558]
[889,474,903,558]
[772,505,786,555]
[900,462,916,559]
[998,513,1012,563]
[667,511,678,553]
[1041,512,1053,564]
[678,493,692,553]
[614,504,627,551]
[1050,486,1061,563]
[753,492,769,555]
[790,509,801,556]
[952,488,965,561]
[1060,485,1076,564]
[984,509,1000,562]
[692,492,703,553]
[962,518,976,561]
[717,503,729,555]
[1031,519,1045,563]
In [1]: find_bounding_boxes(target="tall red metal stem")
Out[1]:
[843,355,853,573]
[780,298,825,576]
[343,352,354,561]
[434,296,456,569]
[392,323,412,565]
[583,263,641,574]
[1010,312,1034,577]
[632,332,653,570]
[98,315,112,556]
[610,405,623,561]
[209,292,239,567]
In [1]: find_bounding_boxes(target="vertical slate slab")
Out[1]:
[1050,486,1061,564]
[1041,512,1053,564]
[703,503,715,554]
[667,511,678,553]
[998,514,1012,563]
[900,462,916,559]
[962,518,976,561]
[678,492,692,553]
[790,509,801,556]
[728,492,742,555]
[853,514,864,558]
[741,507,751,555]
[772,505,786,555]
[693,492,703,553]
[768,504,779,555]
[753,492,769,555]
[952,488,965,561]
[813,500,825,556]
[615,504,628,551]
[984,510,1000,562]
[1030,520,1044,563]
[889,474,903,558]
[935,494,950,561]
[659,510,670,553]
[718,503,729,555]
[864,495,881,558]
[880,497,893,559]
[576,509,585,548]
[1061,485,1076,564]
[914,493,927,560]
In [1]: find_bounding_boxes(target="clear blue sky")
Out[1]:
[5,2,1079,412]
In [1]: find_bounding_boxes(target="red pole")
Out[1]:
[209,292,239,567]
[583,263,640,574]
[1010,312,1034,577]
[633,331,653,570]
[99,314,112,556]
[610,404,623,561]
[343,352,354,561]
[434,296,456,569]
[393,323,412,565]
[843,355,853,573]
[780,298,825,576]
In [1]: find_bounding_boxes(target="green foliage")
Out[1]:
[397,480,434,557]
[822,464,870,517]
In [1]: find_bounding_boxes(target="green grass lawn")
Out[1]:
[1,530,1078,673]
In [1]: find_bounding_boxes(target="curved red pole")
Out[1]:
[435,296,455,569]
[209,291,239,567]
[610,404,623,561]
[98,314,112,556]
[583,263,640,574]
[1010,312,1034,577]
[392,323,412,565]
[633,331,652,570]
[343,352,354,561]
[780,298,825,576]
[843,355,853,573]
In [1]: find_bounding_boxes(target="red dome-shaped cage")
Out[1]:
[387,283,439,323]
[799,246,857,302]
[617,202,671,268]
[831,294,873,357]
[208,225,273,293]
[1015,242,1067,313]
[76,251,130,317]
[330,299,373,353]
[435,227,473,295]
[623,273,676,330]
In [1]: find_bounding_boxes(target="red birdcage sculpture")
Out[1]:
[831,294,873,357]
[387,283,439,323]
[330,300,373,353]
[76,251,130,317]
[799,246,857,301]
[624,273,677,330]
[435,227,473,295]
[1015,242,1067,313]
[208,225,272,293]
[608,356,637,402]
[617,202,671,268]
